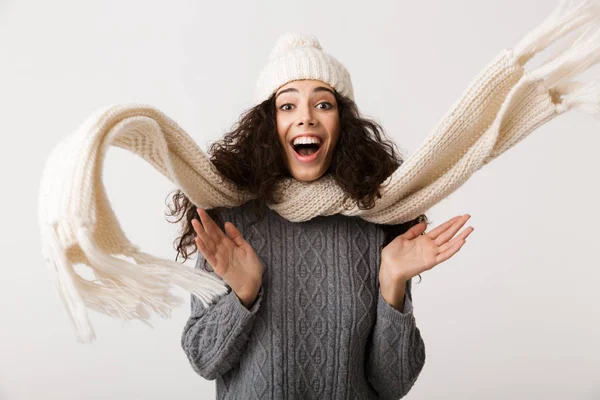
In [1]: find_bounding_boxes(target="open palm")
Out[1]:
[380,214,474,284]
[192,208,264,295]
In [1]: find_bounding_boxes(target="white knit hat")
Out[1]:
[252,32,355,106]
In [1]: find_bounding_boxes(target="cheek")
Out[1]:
[327,118,340,143]
[275,118,287,144]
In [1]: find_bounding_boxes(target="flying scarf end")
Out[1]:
[44,218,229,342]
[553,78,600,117]
[512,0,600,66]
[126,246,230,308]
[44,223,97,344]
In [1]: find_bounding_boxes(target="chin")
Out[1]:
[290,168,327,182]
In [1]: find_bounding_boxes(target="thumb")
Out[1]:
[401,222,427,240]
[224,222,247,248]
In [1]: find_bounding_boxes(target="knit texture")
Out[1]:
[37,1,600,343]
[253,32,355,105]
[181,202,425,399]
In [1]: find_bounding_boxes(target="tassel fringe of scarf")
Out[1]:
[38,0,600,343]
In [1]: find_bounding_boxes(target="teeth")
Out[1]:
[292,136,321,146]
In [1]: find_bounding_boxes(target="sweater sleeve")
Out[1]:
[365,278,426,399]
[180,255,264,381]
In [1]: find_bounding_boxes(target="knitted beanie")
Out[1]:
[252,32,355,106]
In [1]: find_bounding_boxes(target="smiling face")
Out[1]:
[275,79,340,181]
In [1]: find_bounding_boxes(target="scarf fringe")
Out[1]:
[521,5,600,116]
[484,7,600,160]
[554,78,600,116]
[46,223,95,343]
[126,246,231,307]
[43,219,229,343]
[528,25,600,85]
[513,0,600,65]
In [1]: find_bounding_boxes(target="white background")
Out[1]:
[1,0,599,399]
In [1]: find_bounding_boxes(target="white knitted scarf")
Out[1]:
[39,1,600,343]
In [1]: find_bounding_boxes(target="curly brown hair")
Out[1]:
[165,88,429,282]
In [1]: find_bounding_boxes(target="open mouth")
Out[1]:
[292,142,321,157]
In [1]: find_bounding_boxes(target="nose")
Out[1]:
[296,105,317,127]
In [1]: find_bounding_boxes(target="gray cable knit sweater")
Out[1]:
[181,202,426,399]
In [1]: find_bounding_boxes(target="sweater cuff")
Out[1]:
[225,285,264,316]
[377,290,414,324]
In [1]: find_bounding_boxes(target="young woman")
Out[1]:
[171,33,473,399]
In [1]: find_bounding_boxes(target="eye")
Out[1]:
[316,102,333,110]
[280,104,293,111]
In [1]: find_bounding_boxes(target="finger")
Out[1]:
[191,217,207,240]
[434,215,471,246]
[426,215,463,240]
[436,238,466,264]
[192,218,216,254]
[191,218,205,239]
[194,235,217,267]
[197,208,227,241]
[401,221,428,240]
[438,226,474,255]
[224,222,246,248]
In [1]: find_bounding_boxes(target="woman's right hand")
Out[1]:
[192,207,264,301]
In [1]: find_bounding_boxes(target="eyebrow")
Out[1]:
[275,86,335,99]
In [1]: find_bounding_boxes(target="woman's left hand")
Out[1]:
[379,214,474,286]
